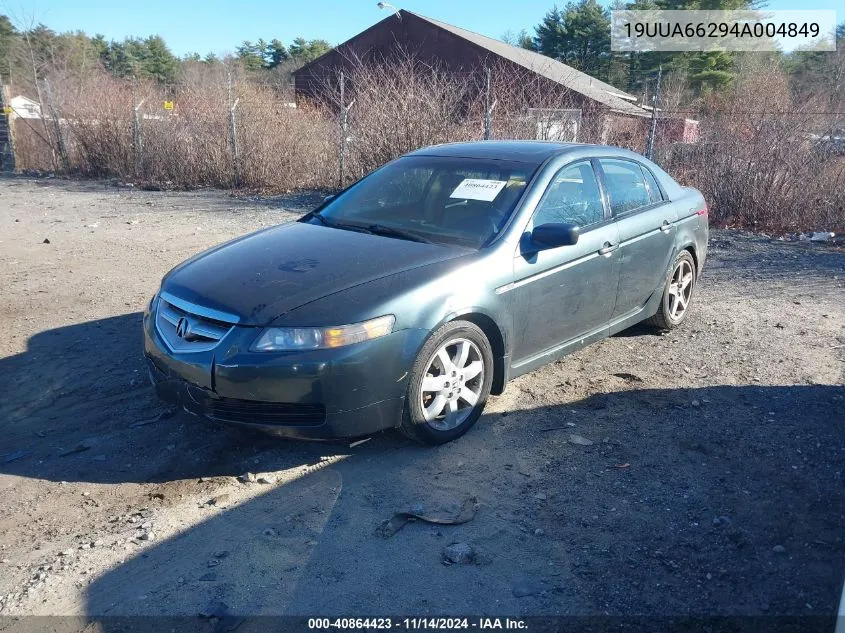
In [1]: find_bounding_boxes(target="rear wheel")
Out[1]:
[400,320,493,445]
[647,250,696,330]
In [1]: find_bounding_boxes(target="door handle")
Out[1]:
[660,221,674,233]
[598,242,618,256]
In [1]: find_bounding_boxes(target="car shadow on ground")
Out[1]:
[610,322,661,338]
[2,316,844,622]
[0,313,371,485]
[72,384,842,623]
[0,174,326,214]
[703,233,845,286]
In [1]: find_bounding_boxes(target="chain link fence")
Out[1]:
[4,60,844,232]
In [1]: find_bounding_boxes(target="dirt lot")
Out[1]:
[1,177,844,626]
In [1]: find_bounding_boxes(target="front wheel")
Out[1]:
[400,320,494,445]
[647,250,697,330]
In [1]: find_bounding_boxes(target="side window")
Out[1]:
[533,161,605,229]
[599,159,651,216]
[640,165,664,203]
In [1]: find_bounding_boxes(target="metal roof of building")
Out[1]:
[406,12,646,117]
[293,10,649,118]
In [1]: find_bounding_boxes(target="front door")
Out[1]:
[510,160,621,364]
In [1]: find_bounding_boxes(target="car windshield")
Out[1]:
[306,155,538,248]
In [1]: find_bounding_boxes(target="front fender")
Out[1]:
[273,253,514,386]
[428,304,512,395]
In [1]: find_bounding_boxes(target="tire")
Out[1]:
[647,250,697,331]
[400,320,494,445]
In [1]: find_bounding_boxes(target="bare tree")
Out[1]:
[659,58,845,232]
[10,46,843,234]
[331,49,480,179]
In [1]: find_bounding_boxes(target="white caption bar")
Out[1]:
[611,10,837,52]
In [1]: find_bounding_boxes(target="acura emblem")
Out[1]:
[175,316,192,339]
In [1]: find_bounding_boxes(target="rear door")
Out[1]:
[598,158,678,319]
[510,160,620,363]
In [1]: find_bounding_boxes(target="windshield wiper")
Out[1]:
[311,216,429,243]
[366,224,432,244]
[311,214,374,235]
[310,212,334,227]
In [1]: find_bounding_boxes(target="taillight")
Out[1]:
[696,205,709,217]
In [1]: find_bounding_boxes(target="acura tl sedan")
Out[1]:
[143,141,708,445]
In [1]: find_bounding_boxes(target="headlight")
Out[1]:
[250,315,395,351]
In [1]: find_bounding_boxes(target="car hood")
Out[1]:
[161,221,471,326]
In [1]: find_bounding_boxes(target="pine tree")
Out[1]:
[787,22,845,99]
[267,39,289,68]
[236,41,265,71]
[534,0,612,81]
[502,28,535,50]
[139,35,179,83]
[288,37,331,63]
[0,15,17,77]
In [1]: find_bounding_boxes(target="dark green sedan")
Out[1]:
[143,141,708,445]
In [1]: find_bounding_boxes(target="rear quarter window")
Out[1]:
[640,165,665,203]
[599,159,651,216]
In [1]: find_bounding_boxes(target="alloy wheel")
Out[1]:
[419,338,485,431]
[667,259,694,321]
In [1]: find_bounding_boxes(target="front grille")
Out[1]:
[154,293,237,353]
[207,398,326,426]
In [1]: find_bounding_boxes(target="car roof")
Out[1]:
[407,140,633,166]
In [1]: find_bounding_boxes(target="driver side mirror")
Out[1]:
[531,223,580,249]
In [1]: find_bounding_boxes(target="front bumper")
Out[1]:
[143,306,428,439]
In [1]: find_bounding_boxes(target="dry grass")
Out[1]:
[334,52,481,181]
[658,61,845,233]
[11,58,845,233]
[17,73,335,191]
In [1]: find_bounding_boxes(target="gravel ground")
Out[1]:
[0,177,843,626]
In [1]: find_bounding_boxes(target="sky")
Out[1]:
[0,0,839,57]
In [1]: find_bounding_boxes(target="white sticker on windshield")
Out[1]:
[449,178,507,202]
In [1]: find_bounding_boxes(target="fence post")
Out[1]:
[43,78,68,172]
[338,71,354,188]
[0,83,16,172]
[646,65,662,160]
[484,67,492,140]
[483,67,497,141]
[339,71,345,187]
[132,78,144,178]
[227,71,240,189]
[229,98,240,189]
